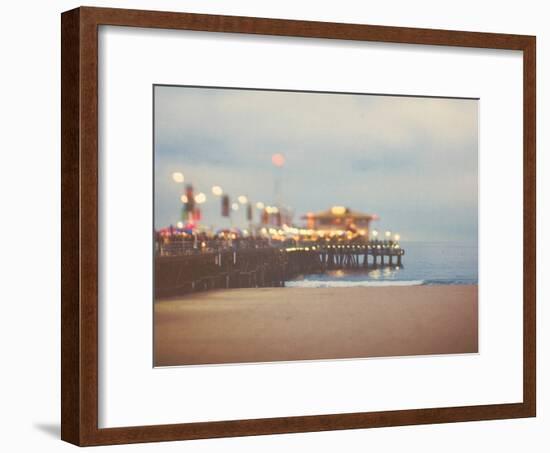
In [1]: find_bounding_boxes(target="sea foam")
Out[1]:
[285,280,425,288]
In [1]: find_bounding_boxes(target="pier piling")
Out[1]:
[155,240,404,298]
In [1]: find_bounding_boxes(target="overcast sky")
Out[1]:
[154,85,478,242]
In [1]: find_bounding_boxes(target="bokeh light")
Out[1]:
[172,172,184,183]
[331,206,346,216]
[271,153,285,167]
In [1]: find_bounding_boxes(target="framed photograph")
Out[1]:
[61,6,536,446]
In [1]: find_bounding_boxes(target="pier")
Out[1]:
[155,239,404,298]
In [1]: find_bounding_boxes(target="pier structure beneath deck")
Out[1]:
[155,239,404,299]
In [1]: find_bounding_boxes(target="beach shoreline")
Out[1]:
[154,285,478,367]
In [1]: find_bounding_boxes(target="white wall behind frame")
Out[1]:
[2,0,547,452]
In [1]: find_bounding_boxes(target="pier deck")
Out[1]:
[155,240,405,299]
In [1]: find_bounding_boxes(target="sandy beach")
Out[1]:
[154,285,478,366]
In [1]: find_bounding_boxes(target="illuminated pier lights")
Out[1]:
[302,206,376,239]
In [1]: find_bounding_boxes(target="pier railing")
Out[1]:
[156,238,271,256]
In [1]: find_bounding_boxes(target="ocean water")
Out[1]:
[286,241,478,288]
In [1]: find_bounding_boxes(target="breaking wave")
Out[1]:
[285,280,426,288]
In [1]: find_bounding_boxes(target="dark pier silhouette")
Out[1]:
[155,239,404,299]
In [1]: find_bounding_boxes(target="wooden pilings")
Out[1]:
[312,245,404,273]
[155,248,287,298]
[155,243,405,299]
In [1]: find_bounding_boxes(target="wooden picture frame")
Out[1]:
[61,6,536,446]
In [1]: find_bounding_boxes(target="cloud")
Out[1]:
[154,85,478,241]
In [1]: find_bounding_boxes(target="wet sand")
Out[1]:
[154,285,478,366]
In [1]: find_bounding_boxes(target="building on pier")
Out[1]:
[302,206,378,237]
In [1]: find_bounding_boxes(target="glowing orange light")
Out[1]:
[271,153,285,167]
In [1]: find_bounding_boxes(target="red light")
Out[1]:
[271,153,285,167]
